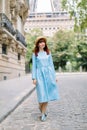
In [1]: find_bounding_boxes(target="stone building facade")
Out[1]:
[0,0,29,80]
[24,11,74,36]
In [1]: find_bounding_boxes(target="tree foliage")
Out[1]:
[76,40,87,71]
[62,0,87,31]
[52,30,76,70]
[25,28,87,72]
[51,30,87,71]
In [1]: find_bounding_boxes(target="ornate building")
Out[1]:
[24,0,74,36]
[0,0,29,80]
[24,11,74,36]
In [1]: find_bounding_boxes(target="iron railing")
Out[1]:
[0,13,15,35]
[0,13,27,47]
[16,29,27,47]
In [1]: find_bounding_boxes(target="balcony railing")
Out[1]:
[0,13,15,35]
[16,30,27,47]
[0,13,27,47]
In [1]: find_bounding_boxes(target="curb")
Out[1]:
[56,72,87,76]
[0,87,35,124]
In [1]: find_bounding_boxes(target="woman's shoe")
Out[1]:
[41,114,47,121]
[45,112,48,117]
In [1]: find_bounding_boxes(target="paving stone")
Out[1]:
[0,74,87,130]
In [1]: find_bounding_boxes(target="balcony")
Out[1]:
[0,13,16,35]
[16,30,27,47]
[0,13,27,47]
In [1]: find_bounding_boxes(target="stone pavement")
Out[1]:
[0,73,87,130]
[0,74,35,123]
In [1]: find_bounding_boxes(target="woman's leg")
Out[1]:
[39,103,43,112]
[41,102,48,114]
[40,102,48,121]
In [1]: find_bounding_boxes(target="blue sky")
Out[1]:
[36,0,52,12]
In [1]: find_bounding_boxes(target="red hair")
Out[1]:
[33,38,50,56]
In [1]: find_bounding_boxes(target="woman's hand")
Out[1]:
[33,79,37,85]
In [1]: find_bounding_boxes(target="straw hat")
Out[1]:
[35,36,47,45]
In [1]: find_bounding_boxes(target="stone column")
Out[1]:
[2,0,5,13]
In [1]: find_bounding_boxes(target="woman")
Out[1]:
[32,36,59,121]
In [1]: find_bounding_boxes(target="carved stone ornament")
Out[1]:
[10,0,16,8]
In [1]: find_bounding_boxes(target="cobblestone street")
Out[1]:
[0,73,87,130]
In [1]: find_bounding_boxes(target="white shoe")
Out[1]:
[41,114,47,121]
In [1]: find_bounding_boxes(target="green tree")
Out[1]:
[76,40,87,71]
[52,30,76,70]
[62,0,87,31]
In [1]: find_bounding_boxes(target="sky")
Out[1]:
[36,0,52,13]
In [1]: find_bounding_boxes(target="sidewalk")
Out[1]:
[0,73,87,130]
[0,72,86,123]
[0,74,35,123]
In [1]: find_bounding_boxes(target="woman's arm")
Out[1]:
[32,53,37,85]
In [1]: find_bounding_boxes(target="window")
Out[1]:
[18,53,21,60]
[2,44,7,55]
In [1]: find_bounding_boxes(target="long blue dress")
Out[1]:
[32,51,59,103]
